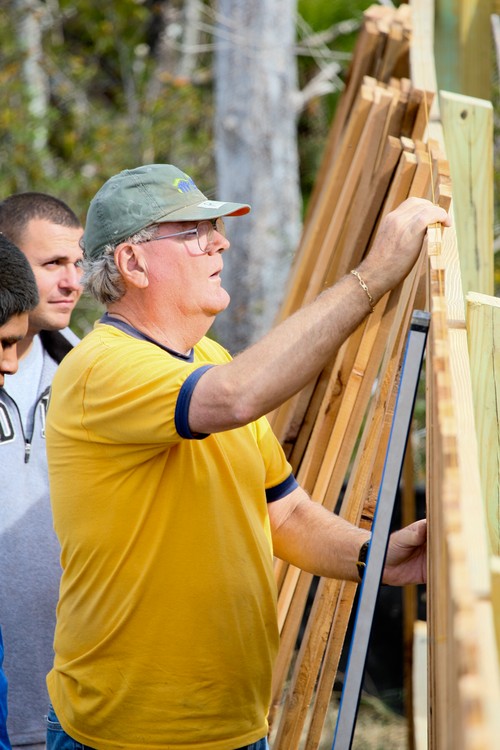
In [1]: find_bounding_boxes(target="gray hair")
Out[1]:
[82,226,157,304]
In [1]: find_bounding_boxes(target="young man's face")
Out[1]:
[0,313,29,387]
[17,217,84,335]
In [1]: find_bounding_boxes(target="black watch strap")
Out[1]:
[356,539,370,581]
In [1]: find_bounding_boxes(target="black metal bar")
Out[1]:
[331,310,430,750]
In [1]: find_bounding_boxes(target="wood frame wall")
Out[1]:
[267,3,500,747]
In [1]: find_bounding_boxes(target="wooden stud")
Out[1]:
[440,91,494,297]
[466,292,500,554]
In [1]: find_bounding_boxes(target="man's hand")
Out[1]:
[357,198,451,304]
[382,518,427,586]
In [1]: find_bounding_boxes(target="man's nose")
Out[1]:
[0,348,19,377]
[59,263,83,290]
[206,231,230,255]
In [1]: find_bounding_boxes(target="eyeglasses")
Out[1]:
[143,218,226,254]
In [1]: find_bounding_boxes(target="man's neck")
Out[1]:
[107,303,213,357]
[16,332,37,360]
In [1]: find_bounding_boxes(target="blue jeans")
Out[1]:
[0,629,11,750]
[46,706,95,749]
[46,705,270,750]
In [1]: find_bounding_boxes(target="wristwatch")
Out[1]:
[356,539,370,582]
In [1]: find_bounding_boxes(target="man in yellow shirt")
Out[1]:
[46,164,450,750]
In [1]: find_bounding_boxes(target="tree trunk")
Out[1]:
[178,0,203,80]
[213,0,302,353]
[14,0,49,153]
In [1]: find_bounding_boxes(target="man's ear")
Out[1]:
[114,243,149,289]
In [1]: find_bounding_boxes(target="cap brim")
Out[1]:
[153,199,251,224]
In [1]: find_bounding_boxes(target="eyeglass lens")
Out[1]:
[198,218,226,252]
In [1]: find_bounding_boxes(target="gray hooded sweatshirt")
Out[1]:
[0,329,77,747]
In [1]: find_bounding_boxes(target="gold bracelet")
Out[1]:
[350,269,375,313]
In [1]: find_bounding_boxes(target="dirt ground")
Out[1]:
[269,691,409,750]
[320,694,408,750]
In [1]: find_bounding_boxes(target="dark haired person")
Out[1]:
[0,235,39,750]
[0,194,83,749]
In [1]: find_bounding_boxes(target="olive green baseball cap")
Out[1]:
[83,164,251,259]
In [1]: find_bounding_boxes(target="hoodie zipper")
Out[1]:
[1,389,49,464]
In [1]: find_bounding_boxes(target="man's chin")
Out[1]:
[214,291,230,314]
[31,300,80,330]
[30,314,73,334]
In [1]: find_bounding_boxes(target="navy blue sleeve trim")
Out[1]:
[175,365,214,439]
[266,473,299,503]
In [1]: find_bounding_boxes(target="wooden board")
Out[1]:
[466,292,500,554]
[440,91,494,297]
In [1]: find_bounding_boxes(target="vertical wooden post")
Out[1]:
[457,0,494,99]
[412,620,428,750]
[466,292,500,554]
[435,0,494,100]
[402,442,417,750]
[491,556,500,655]
[440,92,494,297]
[434,0,459,92]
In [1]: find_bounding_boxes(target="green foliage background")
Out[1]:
[0,0,379,333]
[1,0,215,219]
[1,0,497,331]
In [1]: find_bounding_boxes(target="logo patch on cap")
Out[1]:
[197,201,227,210]
[173,176,198,194]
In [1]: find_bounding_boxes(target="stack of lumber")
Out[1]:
[268,2,500,748]
[269,5,434,748]
[269,3,436,462]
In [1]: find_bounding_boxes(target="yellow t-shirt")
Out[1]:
[46,321,296,750]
